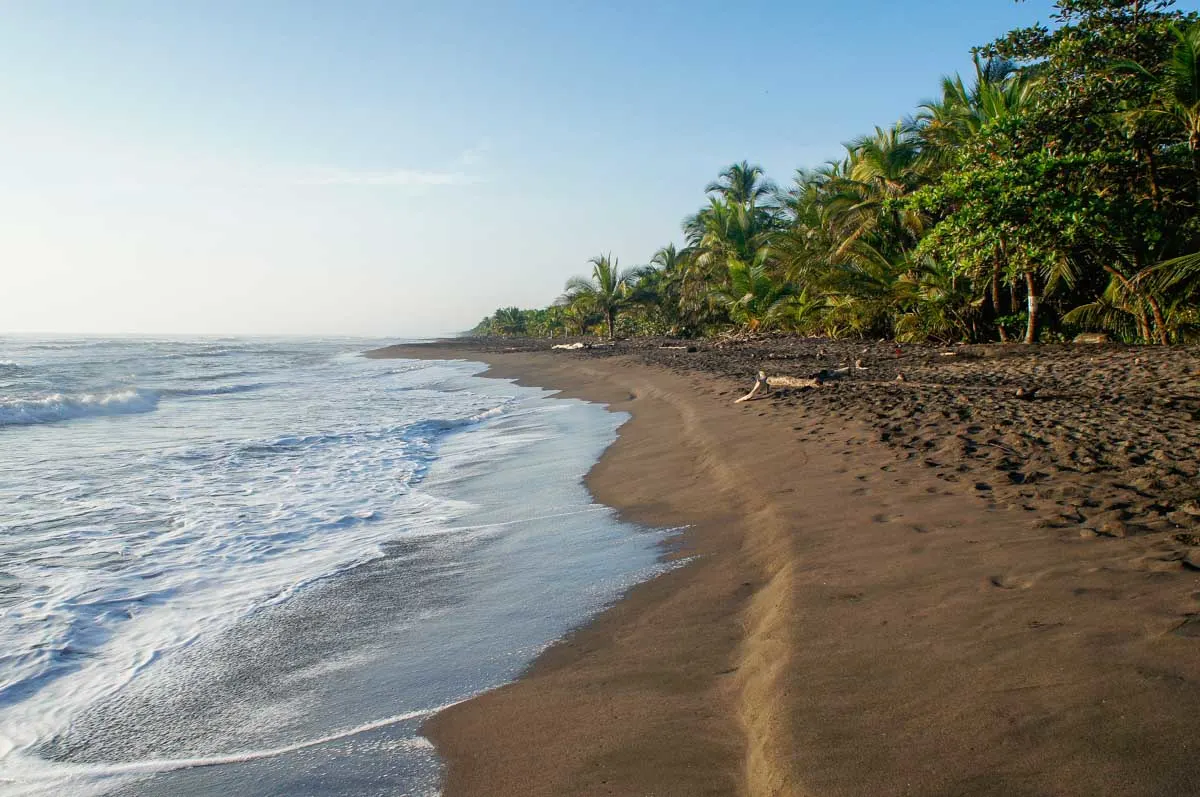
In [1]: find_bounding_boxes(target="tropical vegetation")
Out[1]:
[473,1,1200,344]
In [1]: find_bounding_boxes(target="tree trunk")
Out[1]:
[1147,295,1170,345]
[606,310,616,340]
[1136,309,1153,344]
[1191,139,1200,211]
[1104,258,1170,346]
[992,263,1009,343]
[1023,271,1040,345]
[1146,148,1162,211]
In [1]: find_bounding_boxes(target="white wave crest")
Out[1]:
[0,390,159,427]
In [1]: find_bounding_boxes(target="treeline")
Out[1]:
[475,1,1200,344]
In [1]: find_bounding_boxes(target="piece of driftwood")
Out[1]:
[734,370,823,403]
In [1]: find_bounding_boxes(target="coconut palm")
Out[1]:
[562,254,636,339]
[916,55,1035,169]
[707,252,797,332]
[1119,22,1200,201]
[705,161,777,209]
[823,124,927,261]
[491,307,527,336]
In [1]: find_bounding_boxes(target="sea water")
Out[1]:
[0,337,664,796]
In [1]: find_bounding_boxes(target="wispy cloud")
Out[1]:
[456,139,491,167]
[295,167,482,187]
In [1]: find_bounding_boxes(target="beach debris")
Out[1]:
[734,370,823,403]
[1015,387,1039,400]
[854,359,867,370]
[552,342,586,350]
[1073,332,1110,344]
[896,373,906,382]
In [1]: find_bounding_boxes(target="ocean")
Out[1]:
[0,337,664,796]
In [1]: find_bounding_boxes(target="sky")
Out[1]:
[0,0,1075,337]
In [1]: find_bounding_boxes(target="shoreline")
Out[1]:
[370,340,1200,796]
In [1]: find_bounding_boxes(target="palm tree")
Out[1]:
[913,60,1040,341]
[1119,22,1200,203]
[823,124,927,262]
[916,56,1034,170]
[707,252,797,332]
[491,307,527,336]
[705,161,777,209]
[562,254,635,339]
[892,258,983,343]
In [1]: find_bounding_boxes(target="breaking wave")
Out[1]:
[0,390,160,428]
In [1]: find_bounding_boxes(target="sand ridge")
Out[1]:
[370,341,1200,796]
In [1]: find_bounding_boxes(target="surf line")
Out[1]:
[8,700,463,784]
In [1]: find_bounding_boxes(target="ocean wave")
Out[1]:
[192,370,259,382]
[0,390,160,428]
[238,404,510,458]
[160,383,269,398]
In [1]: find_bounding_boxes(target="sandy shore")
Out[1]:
[369,340,1200,797]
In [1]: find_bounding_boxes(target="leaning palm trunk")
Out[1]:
[1103,259,1170,344]
[1148,295,1170,344]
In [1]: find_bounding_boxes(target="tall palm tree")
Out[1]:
[916,56,1034,169]
[824,124,927,261]
[705,161,777,209]
[624,244,692,334]
[562,254,635,339]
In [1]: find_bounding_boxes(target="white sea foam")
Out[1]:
[0,389,159,427]
[0,347,508,740]
[0,703,456,796]
[0,338,663,797]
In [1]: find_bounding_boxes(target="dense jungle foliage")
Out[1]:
[475,1,1200,344]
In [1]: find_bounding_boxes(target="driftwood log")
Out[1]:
[735,370,823,403]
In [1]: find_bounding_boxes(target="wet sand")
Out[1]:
[369,339,1200,797]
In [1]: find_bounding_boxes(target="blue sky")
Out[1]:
[0,0,1078,335]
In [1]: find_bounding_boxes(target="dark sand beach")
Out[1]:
[370,339,1200,797]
